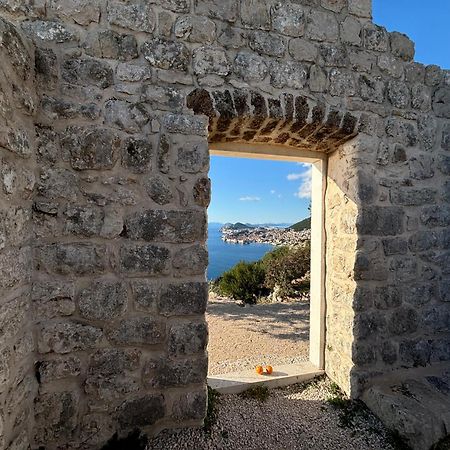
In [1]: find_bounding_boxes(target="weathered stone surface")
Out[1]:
[271,2,306,37]
[131,280,159,311]
[50,0,100,25]
[433,87,450,118]
[142,37,189,71]
[22,19,77,43]
[35,391,79,443]
[169,322,208,355]
[357,207,404,236]
[78,280,127,321]
[390,187,436,206]
[35,243,107,275]
[341,16,362,46]
[62,58,113,88]
[125,209,206,243]
[421,205,450,228]
[175,15,216,43]
[307,9,338,42]
[122,137,153,173]
[32,280,76,319]
[388,307,419,335]
[378,54,403,79]
[390,31,414,61]
[193,178,211,207]
[39,322,103,353]
[270,61,308,89]
[85,30,138,61]
[387,81,410,109]
[159,282,208,316]
[107,317,165,345]
[240,0,270,30]
[408,230,441,252]
[164,114,208,136]
[363,25,388,52]
[194,0,238,22]
[145,177,173,205]
[104,99,151,133]
[234,51,268,82]
[62,126,120,170]
[143,356,208,388]
[176,138,209,172]
[172,389,207,421]
[118,395,165,429]
[107,1,155,32]
[348,0,371,18]
[193,46,230,76]
[359,75,385,103]
[249,31,286,57]
[173,244,208,276]
[329,69,357,97]
[37,356,81,382]
[119,243,170,274]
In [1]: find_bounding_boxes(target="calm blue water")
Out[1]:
[207,224,274,280]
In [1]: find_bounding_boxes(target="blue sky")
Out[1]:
[207,1,450,224]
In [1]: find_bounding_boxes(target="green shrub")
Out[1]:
[218,261,267,304]
[263,243,310,299]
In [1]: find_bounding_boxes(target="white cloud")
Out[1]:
[270,189,276,194]
[287,165,312,199]
[239,196,261,202]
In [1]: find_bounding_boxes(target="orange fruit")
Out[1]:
[255,365,264,375]
[266,365,273,375]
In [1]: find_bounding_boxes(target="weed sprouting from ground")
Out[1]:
[101,430,148,450]
[240,386,270,402]
[204,386,221,433]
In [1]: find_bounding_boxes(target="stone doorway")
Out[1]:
[205,145,326,391]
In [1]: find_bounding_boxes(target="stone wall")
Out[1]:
[0,0,449,447]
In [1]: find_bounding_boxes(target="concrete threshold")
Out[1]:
[208,361,324,394]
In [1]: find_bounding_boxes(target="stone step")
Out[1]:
[208,361,324,394]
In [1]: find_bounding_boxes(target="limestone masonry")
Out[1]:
[0,0,448,448]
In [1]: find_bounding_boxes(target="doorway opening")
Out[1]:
[206,142,326,391]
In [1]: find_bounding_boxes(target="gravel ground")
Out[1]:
[149,378,395,450]
[207,295,310,375]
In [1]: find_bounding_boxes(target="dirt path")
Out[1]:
[207,295,310,375]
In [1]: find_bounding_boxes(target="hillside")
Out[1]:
[289,217,311,231]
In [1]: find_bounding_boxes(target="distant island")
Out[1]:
[220,219,311,246]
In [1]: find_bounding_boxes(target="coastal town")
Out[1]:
[220,224,311,246]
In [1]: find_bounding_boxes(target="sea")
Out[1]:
[207,223,274,280]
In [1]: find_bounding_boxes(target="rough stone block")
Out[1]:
[159,282,208,316]
[119,244,170,275]
[363,25,388,52]
[142,36,189,71]
[271,2,306,37]
[241,2,271,30]
[404,283,436,307]
[35,243,107,275]
[387,81,410,109]
[88,349,140,376]
[104,99,151,133]
[193,46,230,76]
[173,244,208,276]
[172,389,207,421]
[357,206,404,236]
[382,238,407,256]
[408,230,441,252]
[145,176,173,205]
[306,9,338,42]
[63,205,105,237]
[194,0,238,22]
[37,356,81,382]
[234,50,268,82]
[169,322,208,355]
[62,58,113,89]
[85,30,138,61]
[122,137,153,173]
[433,87,450,119]
[49,0,100,25]
[131,280,159,312]
[270,61,308,89]
[32,280,76,319]
[164,114,208,136]
[143,356,208,388]
[348,0,371,18]
[249,31,286,57]
[359,74,385,103]
[390,31,414,61]
[124,209,206,243]
[78,280,127,321]
[107,317,165,345]
[107,1,156,32]
[39,322,103,354]
[118,395,165,429]
[421,206,450,228]
[175,15,216,43]
[341,16,362,46]
[35,391,79,443]
[388,307,419,335]
[22,19,78,43]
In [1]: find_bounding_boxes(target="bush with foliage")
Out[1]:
[263,243,310,299]
[217,261,268,304]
